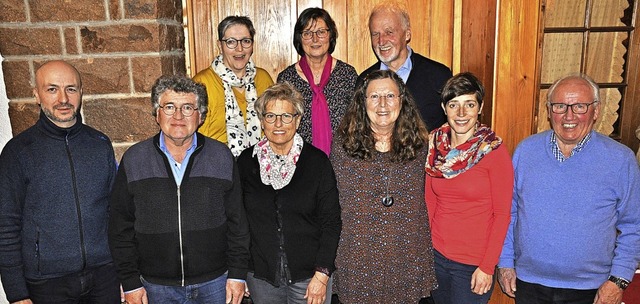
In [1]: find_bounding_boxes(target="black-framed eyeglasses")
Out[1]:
[159,104,197,117]
[548,101,597,114]
[301,28,330,40]
[263,112,299,124]
[221,37,253,49]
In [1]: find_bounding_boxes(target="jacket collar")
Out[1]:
[36,110,83,139]
[153,132,205,152]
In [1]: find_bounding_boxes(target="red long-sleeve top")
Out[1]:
[425,145,513,275]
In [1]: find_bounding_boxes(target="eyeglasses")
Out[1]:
[221,37,253,49]
[367,93,400,104]
[263,112,299,124]
[159,104,197,117]
[548,101,597,114]
[301,28,330,40]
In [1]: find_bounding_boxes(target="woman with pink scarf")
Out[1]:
[277,7,357,156]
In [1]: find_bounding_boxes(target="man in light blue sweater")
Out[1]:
[497,74,640,304]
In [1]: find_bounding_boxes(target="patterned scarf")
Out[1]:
[253,133,304,190]
[425,123,502,179]
[299,54,333,156]
[211,54,261,157]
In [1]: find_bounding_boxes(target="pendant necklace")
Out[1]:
[381,165,394,207]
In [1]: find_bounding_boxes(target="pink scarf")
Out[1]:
[299,54,333,155]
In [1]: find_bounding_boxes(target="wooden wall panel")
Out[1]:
[252,1,293,78]
[460,0,497,127]
[429,0,454,66]
[621,6,640,155]
[186,0,455,80]
[322,1,348,63]
[186,0,216,74]
[492,0,542,154]
[345,0,380,72]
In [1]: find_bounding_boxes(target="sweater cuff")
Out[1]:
[122,276,143,293]
[227,267,248,281]
[1,267,30,303]
[478,262,496,275]
[315,266,332,276]
[498,257,515,269]
[610,264,637,283]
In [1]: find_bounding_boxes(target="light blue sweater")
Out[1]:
[499,130,640,289]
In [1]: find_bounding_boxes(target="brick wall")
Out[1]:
[0,0,186,160]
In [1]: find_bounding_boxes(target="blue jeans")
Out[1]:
[432,250,493,304]
[246,272,332,304]
[26,262,120,304]
[515,278,597,304]
[141,273,227,304]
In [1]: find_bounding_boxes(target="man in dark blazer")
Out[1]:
[358,2,452,131]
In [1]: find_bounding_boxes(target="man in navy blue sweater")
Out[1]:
[357,2,452,132]
[0,61,119,303]
[497,74,640,304]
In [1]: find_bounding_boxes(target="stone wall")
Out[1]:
[0,0,186,159]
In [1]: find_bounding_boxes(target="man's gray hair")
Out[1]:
[547,73,600,104]
[368,1,411,30]
[151,75,209,121]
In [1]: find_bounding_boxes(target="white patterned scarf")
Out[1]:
[252,134,304,190]
[211,54,261,156]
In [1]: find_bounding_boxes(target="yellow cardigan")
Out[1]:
[193,67,274,144]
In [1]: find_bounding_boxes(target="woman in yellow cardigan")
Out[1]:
[193,16,273,156]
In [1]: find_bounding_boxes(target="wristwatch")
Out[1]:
[608,275,630,290]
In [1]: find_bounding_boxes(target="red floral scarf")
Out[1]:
[425,123,502,179]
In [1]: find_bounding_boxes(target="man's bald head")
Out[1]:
[35,60,82,89]
[33,60,83,128]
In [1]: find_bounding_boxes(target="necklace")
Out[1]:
[381,166,394,207]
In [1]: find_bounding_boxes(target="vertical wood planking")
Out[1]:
[187,0,456,76]
[460,0,497,126]
[620,6,640,154]
[492,0,542,153]
[252,1,293,79]
[346,0,382,73]
[429,0,454,68]
[188,0,216,76]
[322,1,349,64]
[409,0,432,58]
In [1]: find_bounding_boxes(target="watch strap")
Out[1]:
[608,275,630,290]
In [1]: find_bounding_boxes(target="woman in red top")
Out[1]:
[425,72,514,304]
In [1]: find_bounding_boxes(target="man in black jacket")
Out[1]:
[108,75,249,304]
[0,60,119,303]
[357,1,452,131]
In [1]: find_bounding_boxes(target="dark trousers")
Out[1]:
[26,262,120,304]
[431,250,493,304]
[515,278,598,304]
